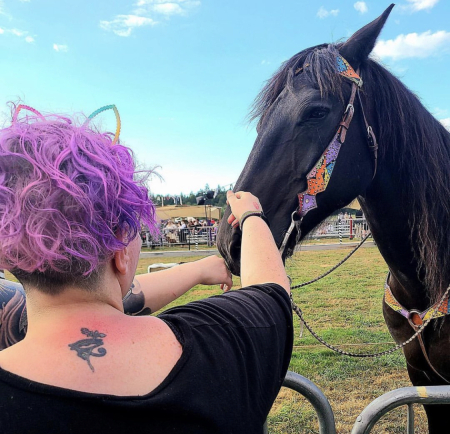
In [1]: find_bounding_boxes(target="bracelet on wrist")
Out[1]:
[239,211,269,230]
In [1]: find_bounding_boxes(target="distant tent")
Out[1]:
[347,199,361,210]
[154,205,221,221]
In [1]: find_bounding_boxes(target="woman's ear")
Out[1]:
[113,245,131,275]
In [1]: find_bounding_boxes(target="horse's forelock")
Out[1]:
[303,45,345,100]
[249,43,339,125]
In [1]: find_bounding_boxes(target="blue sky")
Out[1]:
[0,0,449,195]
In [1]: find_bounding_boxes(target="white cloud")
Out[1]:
[403,0,439,12]
[100,14,157,37]
[101,1,200,36]
[434,107,448,117]
[373,30,450,60]
[441,118,450,130]
[0,3,12,19]
[10,28,25,37]
[152,3,184,15]
[53,43,68,52]
[354,1,368,14]
[317,6,339,19]
[0,27,35,43]
[139,0,200,16]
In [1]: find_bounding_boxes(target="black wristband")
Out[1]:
[239,211,269,230]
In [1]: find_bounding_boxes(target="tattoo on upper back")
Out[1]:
[68,328,107,372]
[123,280,152,316]
[0,279,28,350]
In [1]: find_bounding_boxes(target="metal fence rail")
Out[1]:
[142,226,218,249]
[351,385,450,434]
[305,217,370,242]
[264,371,336,434]
[142,217,370,250]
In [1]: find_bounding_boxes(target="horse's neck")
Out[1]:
[359,168,428,309]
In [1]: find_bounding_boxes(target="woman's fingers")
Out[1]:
[227,190,262,223]
[227,212,240,229]
[224,273,233,290]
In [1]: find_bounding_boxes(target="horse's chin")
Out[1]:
[218,226,297,277]
[283,245,295,261]
[217,227,242,276]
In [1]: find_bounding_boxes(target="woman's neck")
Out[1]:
[23,278,124,338]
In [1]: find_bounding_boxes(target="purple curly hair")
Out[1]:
[0,112,157,291]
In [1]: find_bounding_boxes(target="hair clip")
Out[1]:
[12,104,45,123]
[85,105,121,145]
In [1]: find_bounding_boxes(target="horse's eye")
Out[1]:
[309,108,329,119]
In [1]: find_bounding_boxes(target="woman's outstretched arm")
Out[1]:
[0,255,233,348]
[123,255,233,315]
[226,190,290,293]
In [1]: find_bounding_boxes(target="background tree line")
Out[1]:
[150,184,231,208]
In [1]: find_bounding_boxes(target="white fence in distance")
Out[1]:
[142,226,218,249]
[304,217,370,242]
[141,217,370,249]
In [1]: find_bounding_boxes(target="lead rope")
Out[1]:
[290,231,372,290]
[290,268,450,358]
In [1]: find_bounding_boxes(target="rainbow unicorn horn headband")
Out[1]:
[12,104,122,145]
[85,104,121,145]
[295,55,363,88]
[12,104,45,123]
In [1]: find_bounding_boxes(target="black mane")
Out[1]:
[251,44,450,302]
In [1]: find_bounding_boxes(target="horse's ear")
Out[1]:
[339,4,394,69]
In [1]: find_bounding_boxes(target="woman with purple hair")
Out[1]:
[0,107,292,433]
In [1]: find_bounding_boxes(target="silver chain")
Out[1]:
[291,284,450,357]
[290,232,372,290]
[289,235,450,357]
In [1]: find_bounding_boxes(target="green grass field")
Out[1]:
[140,246,428,434]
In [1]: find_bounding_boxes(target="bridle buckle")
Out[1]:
[345,103,354,114]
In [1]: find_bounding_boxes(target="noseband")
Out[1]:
[279,55,378,255]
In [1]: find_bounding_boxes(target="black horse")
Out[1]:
[217,5,450,432]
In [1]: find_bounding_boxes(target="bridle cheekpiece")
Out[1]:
[278,54,377,254]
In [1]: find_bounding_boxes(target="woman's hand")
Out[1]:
[226,190,262,229]
[196,256,233,292]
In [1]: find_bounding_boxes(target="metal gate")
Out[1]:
[268,372,450,433]
[351,385,450,434]
[265,370,336,434]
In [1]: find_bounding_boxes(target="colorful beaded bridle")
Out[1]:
[278,54,378,254]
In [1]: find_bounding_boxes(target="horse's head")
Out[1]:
[217,5,394,276]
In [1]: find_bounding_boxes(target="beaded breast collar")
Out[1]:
[384,277,450,325]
